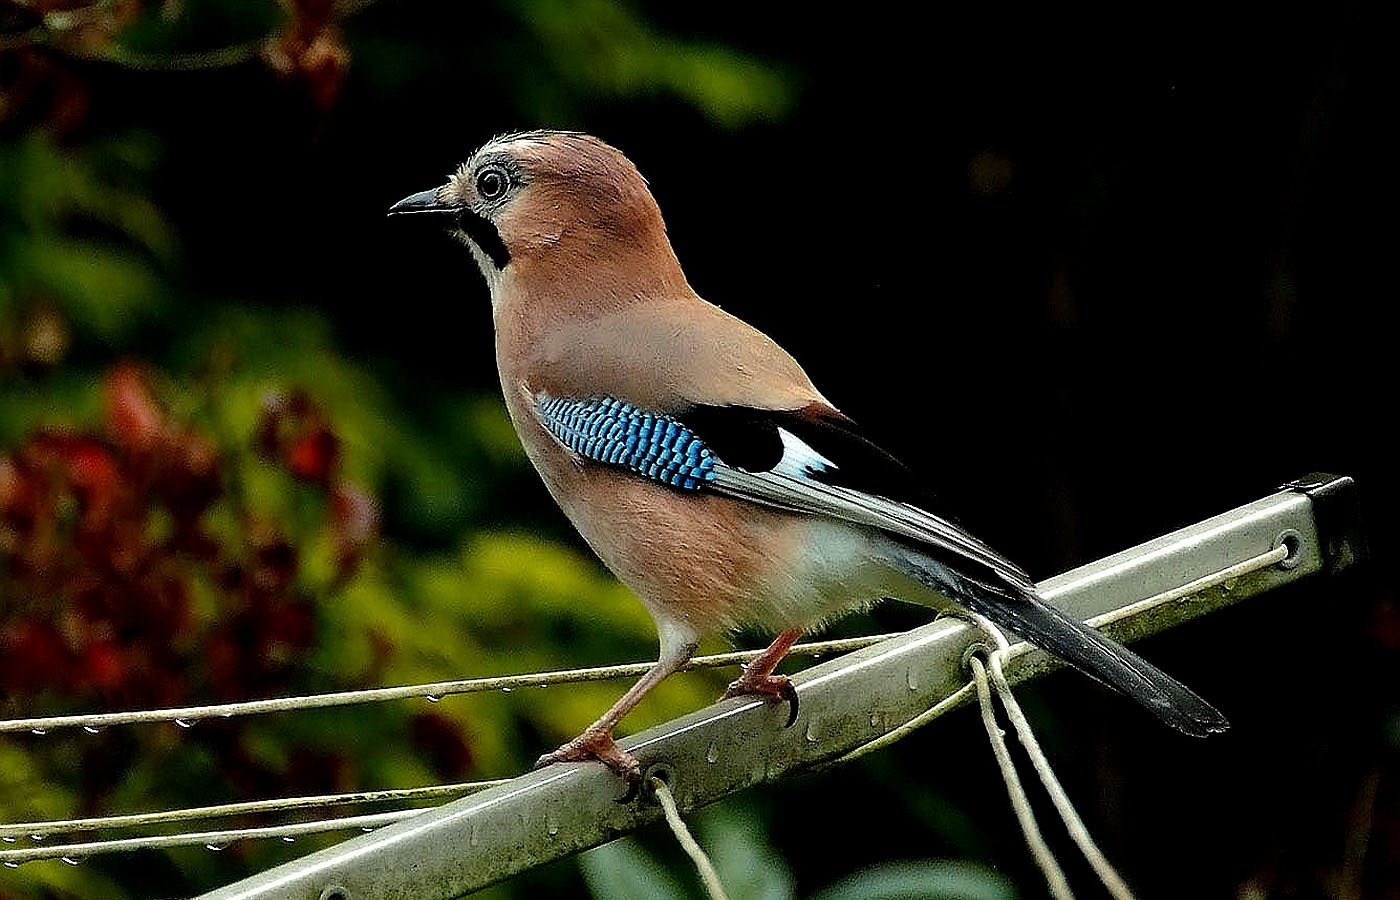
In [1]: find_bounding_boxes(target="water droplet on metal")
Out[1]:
[2,836,15,843]
[705,742,719,764]
[82,725,103,735]
[4,861,20,869]
[906,668,919,691]
[281,836,296,843]
[176,718,198,729]
[426,695,442,703]
[29,833,46,843]
[60,856,82,866]
[360,826,375,833]
[469,824,480,848]
[204,842,227,851]
[29,728,46,736]
[546,813,560,836]
[804,722,819,743]
[500,686,513,693]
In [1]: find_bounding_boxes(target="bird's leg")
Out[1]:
[722,628,802,726]
[534,638,697,789]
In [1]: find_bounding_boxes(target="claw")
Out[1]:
[534,729,643,800]
[616,774,643,804]
[723,673,799,727]
[778,678,799,727]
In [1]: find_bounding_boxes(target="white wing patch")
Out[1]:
[772,427,838,478]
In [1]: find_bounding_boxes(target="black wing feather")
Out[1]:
[680,402,936,508]
[679,402,1036,593]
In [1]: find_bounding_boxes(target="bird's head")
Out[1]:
[389,131,679,302]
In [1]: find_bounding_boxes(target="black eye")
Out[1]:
[475,167,509,201]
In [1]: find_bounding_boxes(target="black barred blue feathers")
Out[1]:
[535,396,717,490]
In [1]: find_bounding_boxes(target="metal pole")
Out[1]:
[196,475,1364,900]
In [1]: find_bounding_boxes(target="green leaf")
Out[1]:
[810,860,1018,900]
[509,0,795,127]
[580,837,691,900]
[698,805,796,900]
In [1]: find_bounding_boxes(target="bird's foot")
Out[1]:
[534,728,643,799]
[723,672,799,727]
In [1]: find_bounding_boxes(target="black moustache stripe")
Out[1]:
[458,208,510,269]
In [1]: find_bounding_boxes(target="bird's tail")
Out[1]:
[892,546,1229,737]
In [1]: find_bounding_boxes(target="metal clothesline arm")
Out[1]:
[197,474,1365,900]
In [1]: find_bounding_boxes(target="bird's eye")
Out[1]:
[475,167,510,201]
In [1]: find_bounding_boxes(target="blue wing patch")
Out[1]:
[535,395,717,491]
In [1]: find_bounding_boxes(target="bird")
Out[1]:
[389,130,1228,785]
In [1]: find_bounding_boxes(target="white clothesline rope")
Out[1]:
[948,607,1132,900]
[984,646,1135,900]
[970,651,1075,900]
[651,775,730,900]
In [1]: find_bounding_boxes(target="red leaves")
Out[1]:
[0,362,377,713]
[0,358,393,825]
[261,0,351,112]
[257,389,377,576]
[1,366,208,706]
[330,483,377,573]
[0,622,68,695]
[257,390,340,486]
[105,362,164,455]
[2,433,124,567]
[106,363,222,522]
[287,430,339,484]
[410,712,475,777]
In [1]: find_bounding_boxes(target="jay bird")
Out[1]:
[390,131,1228,784]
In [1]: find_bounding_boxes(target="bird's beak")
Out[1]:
[388,187,459,217]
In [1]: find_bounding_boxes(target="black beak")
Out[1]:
[388,187,458,216]
[388,183,512,269]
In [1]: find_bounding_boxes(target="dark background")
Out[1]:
[1,1,1393,897]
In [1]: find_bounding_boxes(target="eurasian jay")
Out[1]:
[390,131,1228,783]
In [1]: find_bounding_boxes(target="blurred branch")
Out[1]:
[0,0,373,74]
[73,37,264,70]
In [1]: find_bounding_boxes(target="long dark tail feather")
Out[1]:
[898,549,1229,737]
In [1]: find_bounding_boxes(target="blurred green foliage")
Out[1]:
[507,0,794,127]
[0,134,171,361]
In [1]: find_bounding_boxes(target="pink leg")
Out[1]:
[722,628,803,726]
[534,637,697,788]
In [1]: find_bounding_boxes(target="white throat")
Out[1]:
[458,233,506,308]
